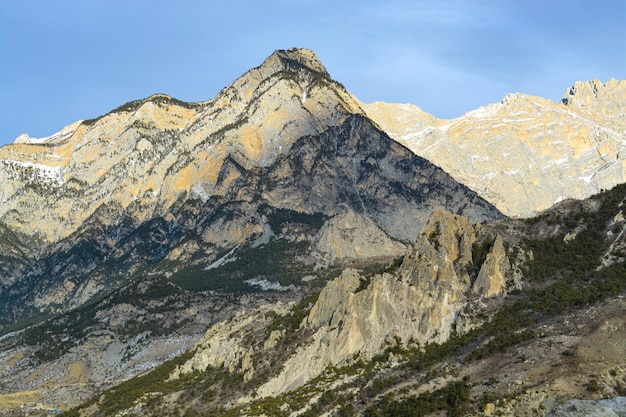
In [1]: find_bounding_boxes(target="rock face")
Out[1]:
[313,210,406,260]
[472,234,509,297]
[0,49,363,244]
[0,48,502,323]
[364,79,626,217]
[254,210,510,397]
[546,397,626,417]
[171,302,290,383]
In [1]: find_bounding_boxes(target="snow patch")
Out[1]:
[471,155,490,163]
[15,122,80,144]
[463,102,502,119]
[245,278,296,292]
[191,184,212,202]
[505,169,524,176]
[482,171,499,181]
[1,159,66,186]
[437,124,451,133]
[403,126,437,140]
[580,174,594,184]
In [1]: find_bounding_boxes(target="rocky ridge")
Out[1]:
[138,184,623,415]
[54,182,626,416]
[364,79,626,217]
[0,48,502,409]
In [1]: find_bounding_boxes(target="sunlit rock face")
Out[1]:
[364,79,626,218]
[312,210,407,260]
[0,49,364,243]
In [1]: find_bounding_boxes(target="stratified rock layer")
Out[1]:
[364,79,626,217]
[0,49,363,243]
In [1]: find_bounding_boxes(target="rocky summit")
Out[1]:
[0,48,625,417]
[364,79,626,217]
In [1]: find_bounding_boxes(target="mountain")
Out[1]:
[364,79,626,217]
[0,48,503,411]
[0,48,501,324]
[1,48,625,417]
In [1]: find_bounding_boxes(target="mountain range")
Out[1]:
[364,78,626,217]
[0,48,625,417]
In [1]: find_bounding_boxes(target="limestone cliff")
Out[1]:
[472,234,509,297]
[364,79,626,217]
[313,210,406,260]
[171,302,290,383]
[252,210,510,397]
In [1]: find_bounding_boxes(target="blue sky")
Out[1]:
[1,0,625,146]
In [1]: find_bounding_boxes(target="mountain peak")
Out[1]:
[262,48,329,77]
[561,78,626,107]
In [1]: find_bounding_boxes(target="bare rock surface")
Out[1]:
[364,79,626,217]
[545,397,626,417]
[313,210,406,260]
[252,210,511,397]
[0,48,501,323]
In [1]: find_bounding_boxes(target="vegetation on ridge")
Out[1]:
[82,94,200,126]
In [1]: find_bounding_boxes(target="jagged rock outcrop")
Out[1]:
[472,234,509,297]
[313,210,406,260]
[161,211,511,401]
[254,210,510,397]
[600,210,626,268]
[562,79,626,129]
[171,303,290,383]
[363,79,626,217]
